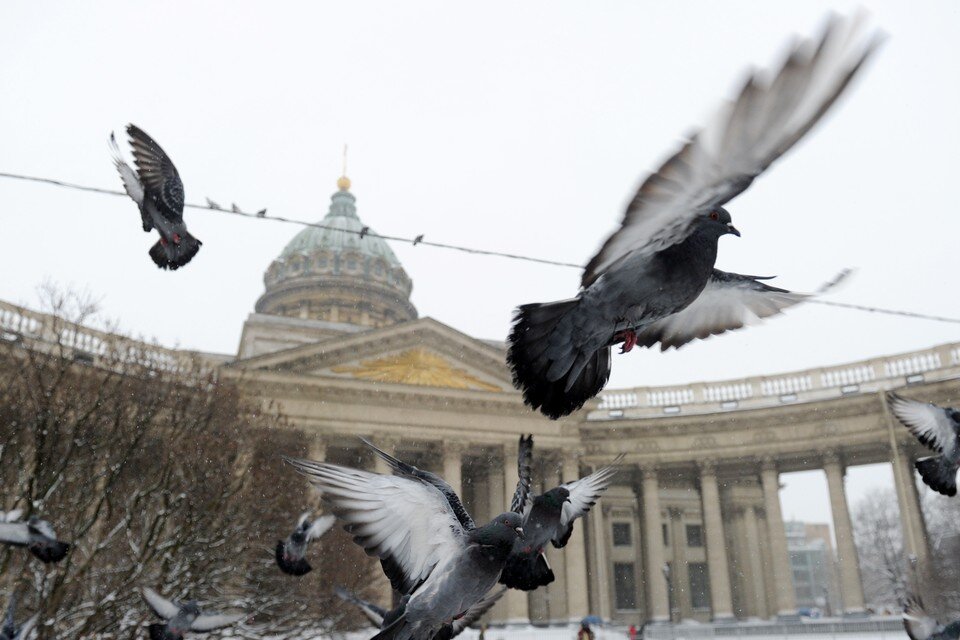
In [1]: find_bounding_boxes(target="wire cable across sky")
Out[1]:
[2,170,960,325]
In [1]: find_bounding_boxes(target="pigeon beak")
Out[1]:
[515,526,525,540]
[727,223,740,237]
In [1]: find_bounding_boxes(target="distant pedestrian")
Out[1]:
[577,622,595,640]
[629,623,638,640]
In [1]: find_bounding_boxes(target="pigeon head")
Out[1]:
[697,206,739,238]
[476,512,525,549]
[542,487,571,509]
[182,601,201,617]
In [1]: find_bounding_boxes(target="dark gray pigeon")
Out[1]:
[275,510,335,576]
[283,452,525,640]
[334,585,505,640]
[110,125,202,270]
[0,594,37,640]
[507,14,881,419]
[141,587,244,640]
[500,455,623,590]
[903,594,960,640]
[888,393,960,497]
[510,434,534,514]
[0,511,70,563]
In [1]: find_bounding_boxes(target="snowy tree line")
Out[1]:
[0,291,375,638]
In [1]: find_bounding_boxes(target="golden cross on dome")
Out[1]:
[337,144,351,191]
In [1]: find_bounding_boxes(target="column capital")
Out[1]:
[760,456,779,473]
[443,440,466,455]
[374,433,400,451]
[698,458,718,476]
[641,464,659,480]
[821,450,845,471]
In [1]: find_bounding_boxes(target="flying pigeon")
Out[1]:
[334,585,505,640]
[0,512,70,563]
[283,446,525,640]
[500,455,624,590]
[903,594,960,640]
[887,393,960,497]
[109,125,202,270]
[511,435,534,513]
[506,14,882,419]
[0,594,37,640]
[275,511,335,576]
[141,588,244,640]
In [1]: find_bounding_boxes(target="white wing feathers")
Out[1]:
[0,523,30,545]
[109,132,144,206]
[141,588,180,621]
[902,595,940,640]
[560,454,624,530]
[191,612,245,632]
[306,514,335,542]
[1,509,23,523]
[284,457,467,595]
[888,394,957,455]
[582,14,881,287]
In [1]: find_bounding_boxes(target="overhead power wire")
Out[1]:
[2,170,960,325]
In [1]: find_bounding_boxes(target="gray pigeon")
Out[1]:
[0,511,70,563]
[500,455,623,590]
[888,393,960,497]
[110,125,202,270]
[283,453,525,640]
[141,588,244,640]
[507,14,881,419]
[334,585,505,640]
[0,594,37,640]
[903,595,960,640]
[275,511,335,576]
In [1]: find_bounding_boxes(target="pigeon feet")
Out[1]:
[615,329,638,354]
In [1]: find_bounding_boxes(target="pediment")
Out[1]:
[230,317,512,392]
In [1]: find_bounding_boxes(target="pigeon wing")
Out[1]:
[284,457,468,595]
[126,124,185,220]
[0,523,30,545]
[296,511,311,530]
[141,588,180,621]
[509,435,534,514]
[903,595,940,640]
[582,14,881,287]
[333,586,387,627]
[553,455,625,548]
[190,612,245,632]
[449,587,507,635]
[109,132,144,206]
[631,269,810,351]
[361,437,475,531]
[888,394,958,455]
[14,614,38,640]
[0,510,23,524]
[27,519,57,539]
[306,514,335,541]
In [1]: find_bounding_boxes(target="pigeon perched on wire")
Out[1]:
[275,511,335,576]
[109,125,202,270]
[141,588,244,640]
[0,594,37,640]
[500,455,624,590]
[903,594,960,640]
[506,14,882,419]
[0,511,70,563]
[284,442,525,640]
[334,585,505,640]
[887,393,960,497]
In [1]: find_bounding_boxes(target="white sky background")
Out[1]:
[1,1,958,529]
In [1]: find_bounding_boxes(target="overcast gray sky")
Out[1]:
[2,1,958,530]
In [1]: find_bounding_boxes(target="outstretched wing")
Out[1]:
[126,124,185,220]
[190,612,245,632]
[510,435,534,514]
[888,394,958,455]
[631,269,811,351]
[109,132,144,206]
[361,437,475,531]
[14,613,38,640]
[582,14,881,287]
[449,587,507,635]
[553,455,625,548]
[0,523,30,546]
[284,457,467,595]
[902,594,940,640]
[334,585,388,627]
[141,588,180,621]
[306,514,336,541]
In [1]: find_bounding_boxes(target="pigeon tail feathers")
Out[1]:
[915,455,958,497]
[499,551,555,591]
[507,300,611,419]
[370,613,411,640]
[30,540,69,563]
[148,623,180,640]
[149,232,202,271]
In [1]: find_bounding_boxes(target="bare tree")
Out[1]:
[852,487,907,610]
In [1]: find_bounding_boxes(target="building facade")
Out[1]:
[2,176,955,626]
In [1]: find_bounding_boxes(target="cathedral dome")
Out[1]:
[256,178,417,329]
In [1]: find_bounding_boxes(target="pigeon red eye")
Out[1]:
[709,211,719,221]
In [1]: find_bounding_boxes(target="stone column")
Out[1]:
[759,458,798,618]
[589,497,612,619]
[562,453,590,620]
[822,453,865,615]
[486,449,509,622]
[641,466,670,623]
[741,505,768,618]
[668,508,693,620]
[698,461,734,620]
[892,446,929,565]
[443,440,464,497]
[503,440,530,624]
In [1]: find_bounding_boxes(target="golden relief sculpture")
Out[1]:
[332,348,501,392]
